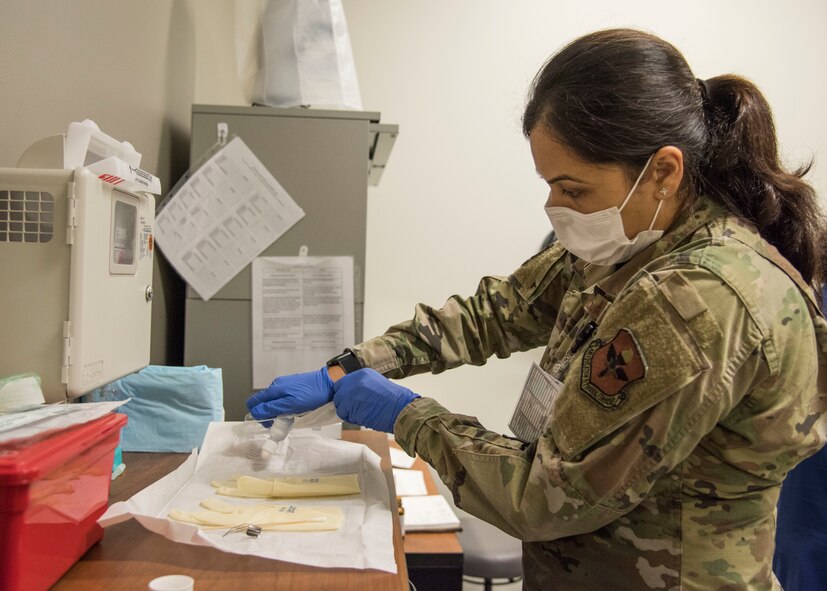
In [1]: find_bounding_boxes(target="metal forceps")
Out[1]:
[222,523,263,538]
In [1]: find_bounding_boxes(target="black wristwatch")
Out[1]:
[326,349,362,374]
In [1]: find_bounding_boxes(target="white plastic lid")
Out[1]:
[148,575,194,591]
[64,119,142,169]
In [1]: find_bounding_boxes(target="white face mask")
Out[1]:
[545,154,664,266]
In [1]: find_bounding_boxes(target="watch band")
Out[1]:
[326,349,362,374]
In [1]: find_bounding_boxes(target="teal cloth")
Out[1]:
[95,365,223,452]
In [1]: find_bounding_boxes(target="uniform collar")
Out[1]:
[570,195,820,319]
[712,215,821,310]
[573,196,725,310]
[572,197,726,286]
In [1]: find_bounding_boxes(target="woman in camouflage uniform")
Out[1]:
[249,29,827,590]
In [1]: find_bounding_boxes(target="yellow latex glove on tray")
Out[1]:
[169,497,344,532]
[211,473,360,498]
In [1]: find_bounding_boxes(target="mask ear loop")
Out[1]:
[618,154,655,212]
[647,198,665,231]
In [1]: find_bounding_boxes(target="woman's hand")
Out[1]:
[246,367,335,420]
[332,368,419,433]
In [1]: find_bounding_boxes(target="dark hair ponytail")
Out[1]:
[699,76,825,285]
[523,29,826,286]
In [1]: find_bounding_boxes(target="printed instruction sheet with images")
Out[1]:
[252,256,355,388]
[154,137,305,301]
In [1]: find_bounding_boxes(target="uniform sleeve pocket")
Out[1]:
[550,272,710,460]
[451,447,534,534]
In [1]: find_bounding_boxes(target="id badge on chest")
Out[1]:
[508,362,564,443]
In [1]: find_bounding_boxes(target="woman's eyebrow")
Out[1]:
[548,174,587,184]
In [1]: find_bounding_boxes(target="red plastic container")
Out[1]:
[0,412,127,591]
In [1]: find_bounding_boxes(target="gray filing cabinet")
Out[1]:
[183,105,397,420]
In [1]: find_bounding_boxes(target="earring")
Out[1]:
[659,187,669,196]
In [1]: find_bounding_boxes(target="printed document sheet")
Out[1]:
[155,137,305,300]
[400,495,461,532]
[252,256,354,388]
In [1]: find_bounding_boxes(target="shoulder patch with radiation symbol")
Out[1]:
[580,328,647,409]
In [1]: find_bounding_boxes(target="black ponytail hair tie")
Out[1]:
[697,78,710,104]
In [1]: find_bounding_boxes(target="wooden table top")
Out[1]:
[53,430,410,591]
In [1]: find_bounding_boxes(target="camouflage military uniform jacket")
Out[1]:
[352,197,827,590]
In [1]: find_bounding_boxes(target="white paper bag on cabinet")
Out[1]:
[256,0,363,110]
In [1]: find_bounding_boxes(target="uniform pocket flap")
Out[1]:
[550,273,710,459]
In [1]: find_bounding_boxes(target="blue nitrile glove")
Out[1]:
[332,368,420,433]
[246,367,334,420]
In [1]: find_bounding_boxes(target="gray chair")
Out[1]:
[427,466,523,590]
[458,514,523,591]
